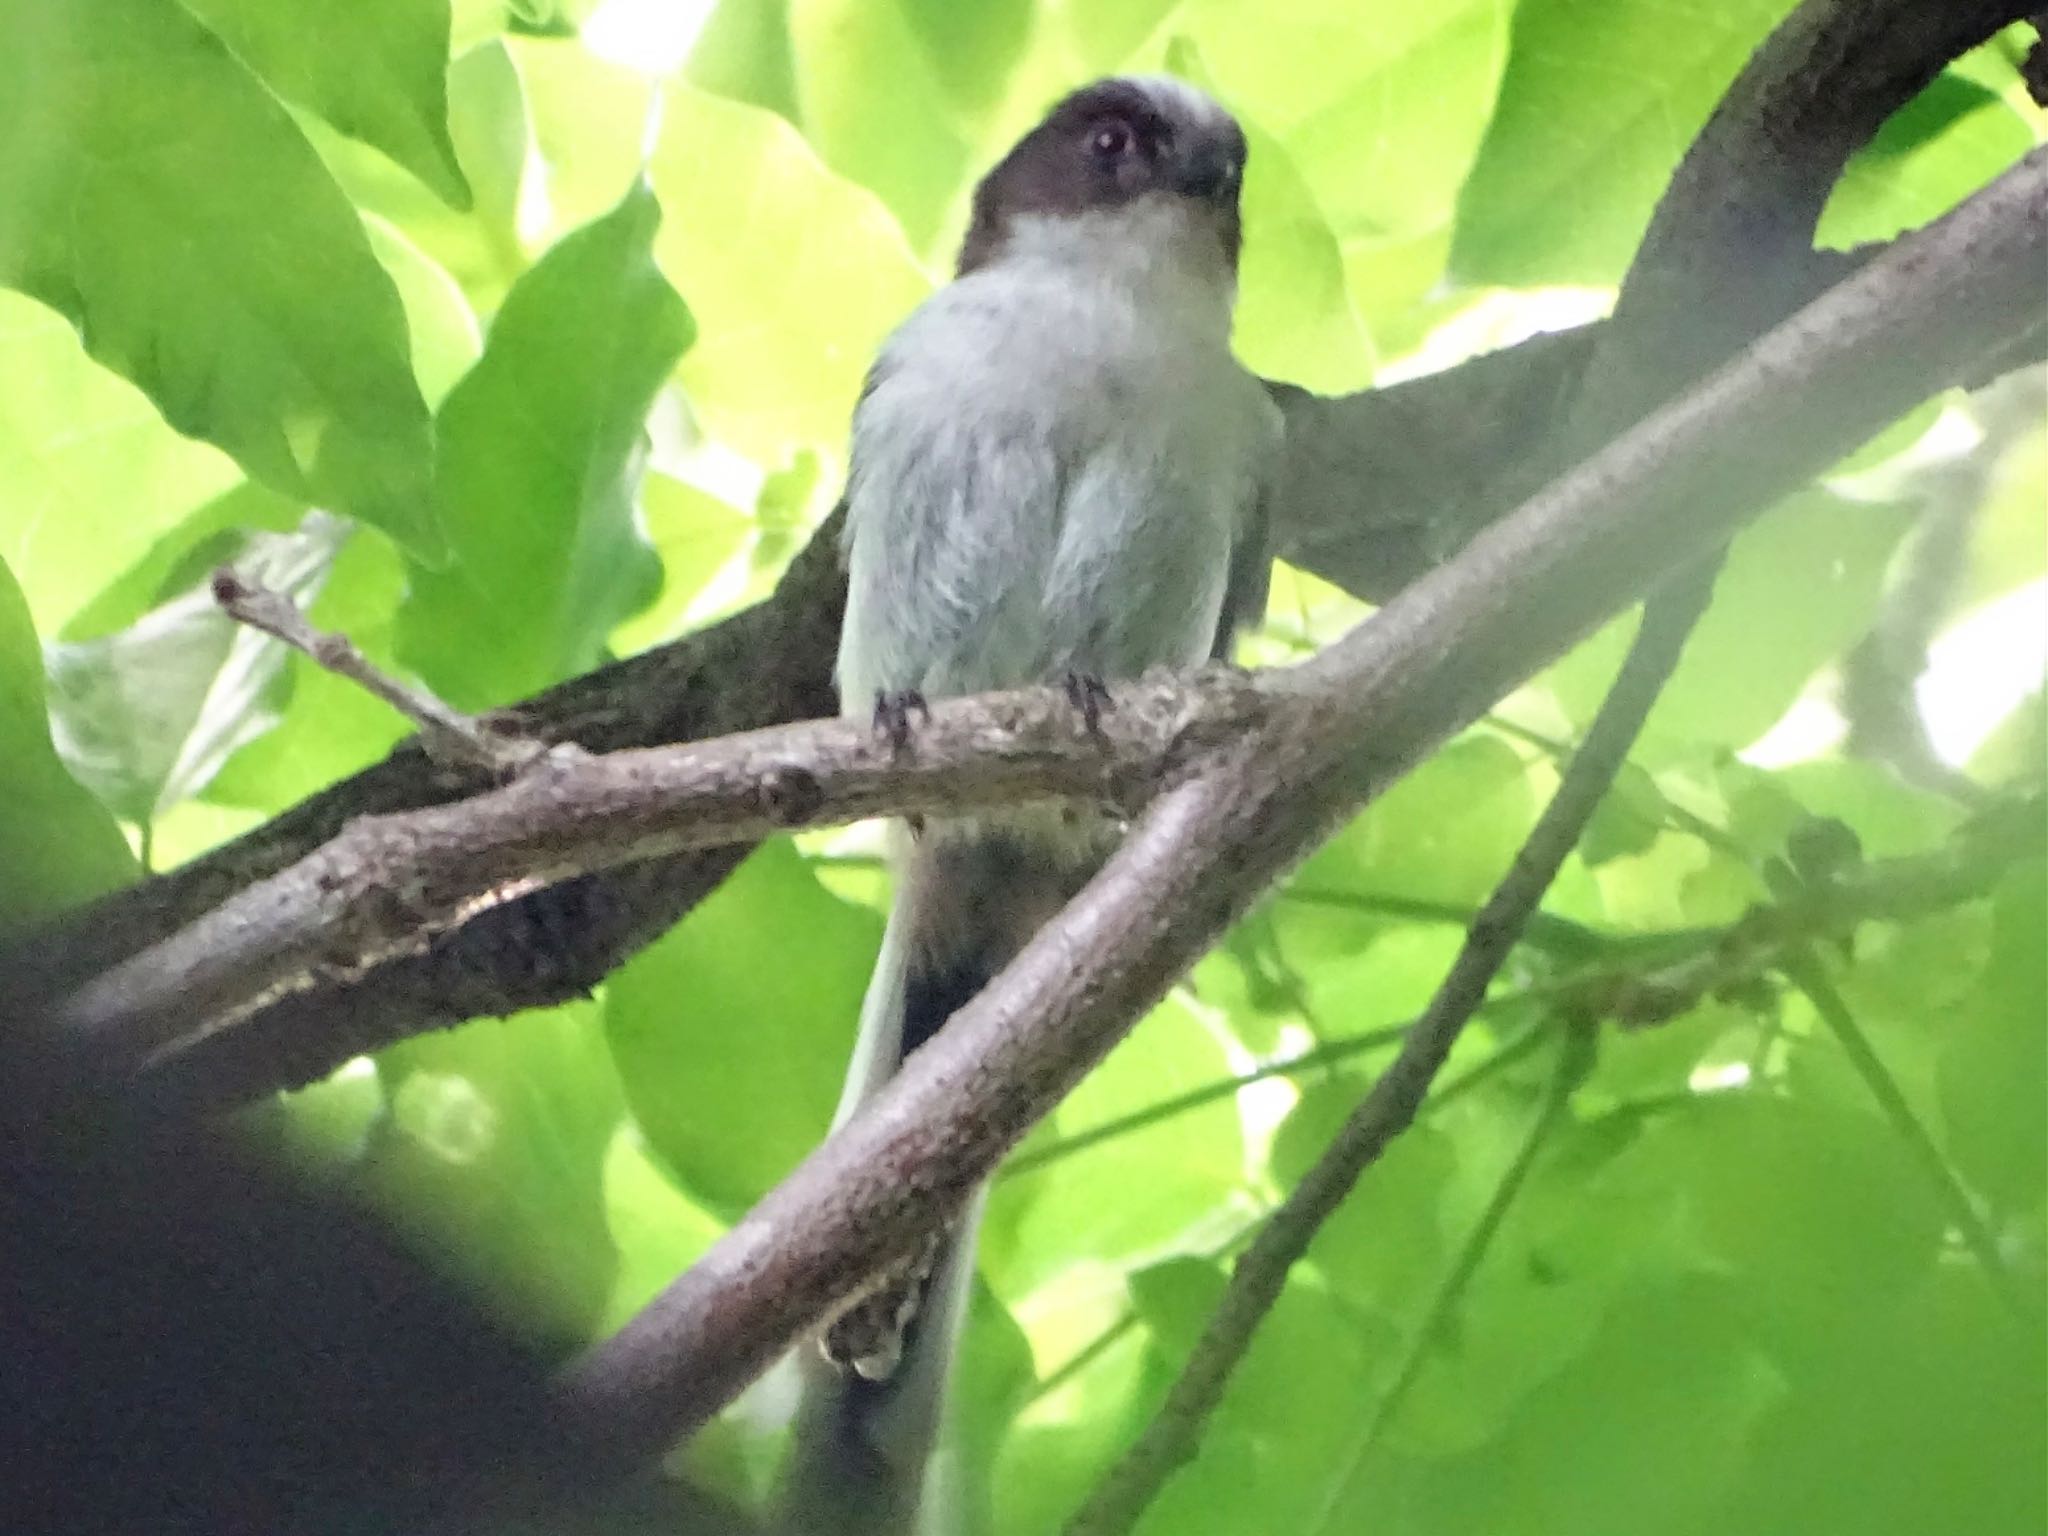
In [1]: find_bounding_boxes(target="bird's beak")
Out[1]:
[1174,140,1239,201]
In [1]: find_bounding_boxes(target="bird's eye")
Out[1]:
[1089,121,1135,161]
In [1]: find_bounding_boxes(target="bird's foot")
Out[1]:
[1063,671,1113,737]
[872,688,930,754]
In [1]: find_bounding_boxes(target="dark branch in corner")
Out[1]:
[548,160,2047,1472]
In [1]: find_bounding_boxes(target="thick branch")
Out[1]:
[1572,0,2034,429]
[11,240,1978,1097]
[1063,563,1719,1535]
[547,156,2048,1469]
[53,671,1272,1070]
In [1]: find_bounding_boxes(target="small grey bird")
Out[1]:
[779,76,1282,1534]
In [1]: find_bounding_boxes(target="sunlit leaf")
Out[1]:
[368,999,626,1344]
[0,0,439,554]
[181,0,472,207]
[398,181,686,708]
[44,512,347,825]
[647,83,931,462]
[606,841,879,1216]
[787,0,975,252]
[1451,0,1797,285]
[0,553,134,925]
[0,292,243,637]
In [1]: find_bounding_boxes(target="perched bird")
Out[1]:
[779,75,1281,1533]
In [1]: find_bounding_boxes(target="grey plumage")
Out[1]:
[778,75,1281,1534]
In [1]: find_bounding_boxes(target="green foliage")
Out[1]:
[0,0,439,555]
[397,180,685,707]
[1,3,2042,1533]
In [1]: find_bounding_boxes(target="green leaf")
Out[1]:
[605,841,880,1217]
[986,993,1246,1297]
[1355,1276,1776,1536]
[0,0,439,555]
[0,293,245,637]
[60,480,306,643]
[1937,859,2047,1215]
[364,214,482,409]
[1293,734,1538,925]
[1189,0,1507,241]
[1168,39,1374,392]
[647,83,931,462]
[510,36,657,243]
[397,181,687,708]
[317,38,530,311]
[1545,490,1915,755]
[367,1000,625,1345]
[597,1128,729,1336]
[1451,0,1797,285]
[1137,1273,1382,1536]
[1710,1267,2046,1536]
[1819,71,2036,249]
[607,471,755,655]
[0,553,135,925]
[895,0,1033,122]
[787,0,975,253]
[1275,1078,1457,1316]
[44,513,347,825]
[683,0,801,121]
[180,0,472,207]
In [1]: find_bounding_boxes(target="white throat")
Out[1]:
[997,200,1237,339]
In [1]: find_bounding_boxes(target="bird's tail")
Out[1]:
[775,826,1094,1535]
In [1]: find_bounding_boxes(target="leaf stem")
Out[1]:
[1787,950,2033,1323]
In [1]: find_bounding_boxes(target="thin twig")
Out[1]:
[1061,563,1721,1535]
[1786,950,2035,1323]
[211,567,550,777]
[1303,1024,1597,1533]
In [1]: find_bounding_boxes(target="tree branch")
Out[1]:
[1064,562,1718,1534]
[12,242,2006,1104]
[545,155,2047,1471]
[51,669,1273,1072]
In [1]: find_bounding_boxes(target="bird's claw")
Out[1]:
[1063,671,1113,736]
[873,688,930,753]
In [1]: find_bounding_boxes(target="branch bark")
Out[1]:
[546,153,2047,1469]
[1062,563,1719,1536]
[53,670,1272,1073]
[12,242,2002,1105]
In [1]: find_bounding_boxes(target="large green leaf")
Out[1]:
[786,0,975,253]
[1937,859,2047,1216]
[314,39,529,311]
[1545,490,1915,755]
[367,999,626,1345]
[397,181,686,709]
[605,841,880,1217]
[1450,0,1796,285]
[0,292,243,637]
[1190,0,1508,241]
[0,0,438,555]
[0,554,135,925]
[1169,40,1375,392]
[986,993,1248,1299]
[1819,71,2037,249]
[648,83,931,463]
[180,0,471,207]
[43,512,347,826]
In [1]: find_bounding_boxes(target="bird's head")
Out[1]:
[957,76,1249,281]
